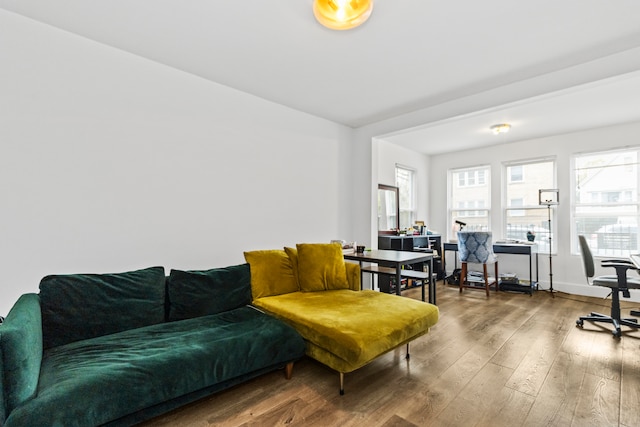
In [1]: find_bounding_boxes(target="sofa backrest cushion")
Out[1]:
[39,266,166,349]
[0,294,43,420]
[244,250,299,299]
[167,263,252,321]
[295,243,349,291]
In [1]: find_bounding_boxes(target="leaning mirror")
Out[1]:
[378,184,399,233]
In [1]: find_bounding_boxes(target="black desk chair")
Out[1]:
[576,235,640,338]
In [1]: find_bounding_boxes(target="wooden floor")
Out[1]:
[139,283,640,427]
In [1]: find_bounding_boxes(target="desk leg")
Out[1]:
[529,253,532,289]
[395,264,402,296]
[429,257,436,305]
[536,252,540,291]
[421,266,426,302]
[442,252,447,280]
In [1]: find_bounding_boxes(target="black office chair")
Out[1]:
[576,235,640,338]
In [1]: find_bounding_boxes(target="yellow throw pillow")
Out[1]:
[243,250,299,299]
[284,247,300,288]
[296,243,349,291]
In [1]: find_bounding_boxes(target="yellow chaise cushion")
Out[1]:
[252,290,439,373]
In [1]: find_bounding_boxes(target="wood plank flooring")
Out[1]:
[138,283,640,427]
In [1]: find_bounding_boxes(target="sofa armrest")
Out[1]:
[0,338,4,425]
[0,293,43,422]
[345,262,361,291]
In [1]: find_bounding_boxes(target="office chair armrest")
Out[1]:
[601,260,637,274]
[600,261,637,270]
[601,262,639,288]
[601,258,635,265]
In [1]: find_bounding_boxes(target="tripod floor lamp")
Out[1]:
[539,189,559,296]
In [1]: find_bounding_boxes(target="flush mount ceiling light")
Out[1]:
[490,123,511,135]
[313,0,373,30]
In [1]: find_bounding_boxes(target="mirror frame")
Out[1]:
[378,184,400,234]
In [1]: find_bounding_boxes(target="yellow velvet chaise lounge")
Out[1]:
[244,243,440,394]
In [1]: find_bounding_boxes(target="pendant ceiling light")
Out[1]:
[313,0,374,30]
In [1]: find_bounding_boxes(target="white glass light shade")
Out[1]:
[313,0,373,30]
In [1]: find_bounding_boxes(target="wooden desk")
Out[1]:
[344,250,436,304]
[443,242,539,292]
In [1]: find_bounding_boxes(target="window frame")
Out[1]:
[571,147,640,257]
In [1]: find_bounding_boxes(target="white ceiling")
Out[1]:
[2,0,640,154]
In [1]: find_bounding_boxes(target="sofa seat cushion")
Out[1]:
[4,307,305,427]
[252,290,439,373]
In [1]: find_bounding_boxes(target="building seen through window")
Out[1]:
[574,148,640,257]
[504,159,556,253]
[449,165,491,237]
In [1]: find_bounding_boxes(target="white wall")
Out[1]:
[428,120,640,299]
[0,11,354,315]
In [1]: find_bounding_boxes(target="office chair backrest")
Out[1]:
[578,235,595,281]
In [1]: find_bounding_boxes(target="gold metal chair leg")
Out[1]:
[339,372,344,395]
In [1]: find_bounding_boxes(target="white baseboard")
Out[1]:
[539,280,640,303]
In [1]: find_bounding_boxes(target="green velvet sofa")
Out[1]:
[244,243,440,394]
[0,264,305,427]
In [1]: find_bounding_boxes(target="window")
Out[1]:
[509,198,525,216]
[504,159,556,253]
[509,165,524,182]
[378,184,399,232]
[573,148,640,257]
[458,169,486,187]
[457,200,486,217]
[395,165,416,230]
[449,165,491,237]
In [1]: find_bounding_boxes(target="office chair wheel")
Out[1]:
[576,319,584,328]
[613,330,622,338]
